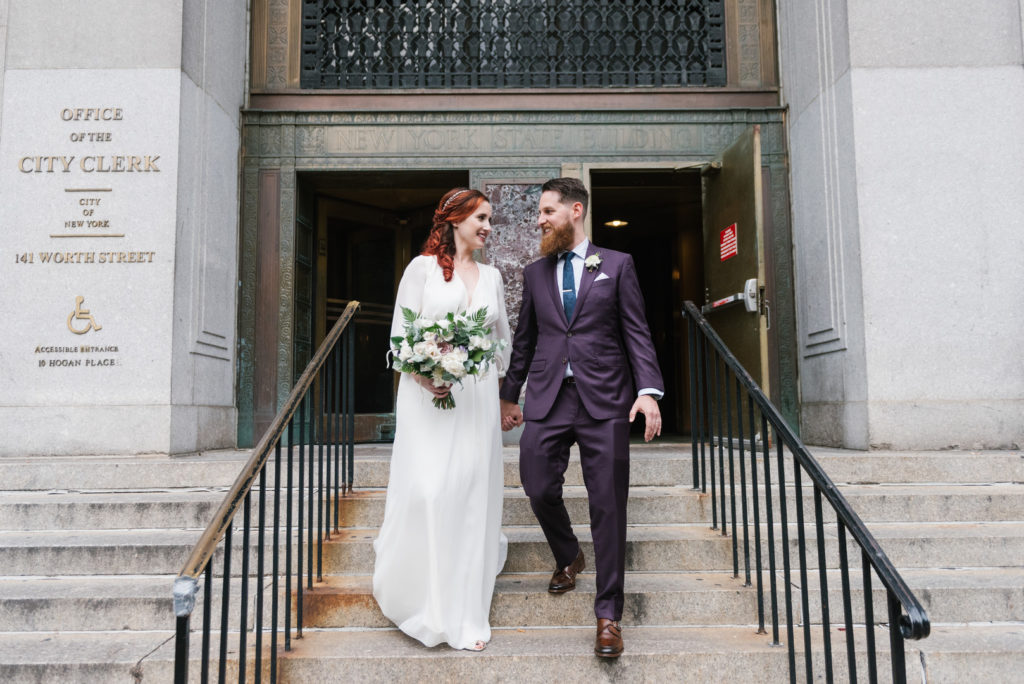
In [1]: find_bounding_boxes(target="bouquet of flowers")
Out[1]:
[390,306,506,409]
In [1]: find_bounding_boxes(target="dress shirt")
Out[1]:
[556,239,663,401]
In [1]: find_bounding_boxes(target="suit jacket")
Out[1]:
[499,243,664,422]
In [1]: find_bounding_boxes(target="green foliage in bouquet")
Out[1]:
[390,305,505,409]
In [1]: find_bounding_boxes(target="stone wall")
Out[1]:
[779,1,1024,449]
[0,0,244,455]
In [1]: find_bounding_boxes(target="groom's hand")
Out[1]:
[629,395,662,442]
[501,399,523,431]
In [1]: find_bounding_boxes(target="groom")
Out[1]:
[500,177,664,658]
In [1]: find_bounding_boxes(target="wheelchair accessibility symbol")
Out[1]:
[67,296,102,335]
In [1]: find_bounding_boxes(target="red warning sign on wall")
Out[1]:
[720,223,738,261]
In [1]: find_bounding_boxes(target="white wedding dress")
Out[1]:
[373,254,511,649]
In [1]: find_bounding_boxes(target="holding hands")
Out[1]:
[500,399,523,431]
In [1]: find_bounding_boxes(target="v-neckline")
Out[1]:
[453,264,480,309]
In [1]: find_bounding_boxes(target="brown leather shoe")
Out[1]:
[595,618,623,658]
[547,549,585,594]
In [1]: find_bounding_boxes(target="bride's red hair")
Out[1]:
[422,188,488,282]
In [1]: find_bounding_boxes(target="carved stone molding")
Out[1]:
[793,0,848,359]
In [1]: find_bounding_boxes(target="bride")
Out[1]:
[372,188,511,651]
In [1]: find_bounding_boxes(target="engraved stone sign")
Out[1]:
[0,70,179,449]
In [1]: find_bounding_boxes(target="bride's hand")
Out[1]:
[414,374,451,398]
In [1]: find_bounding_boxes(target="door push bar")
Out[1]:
[701,278,758,315]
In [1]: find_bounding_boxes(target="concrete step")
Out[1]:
[4,518,1020,579]
[1,445,1017,492]
[301,571,758,629]
[0,630,257,684]
[299,565,1024,632]
[790,567,1024,626]
[323,520,1024,575]
[717,482,1024,525]
[271,623,1024,683]
[333,481,1024,530]
[0,489,228,530]
[0,450,252,490]
[337,486,709,527]
[1,623,1018,684]
[0,575,275,633]
[2,479,1018,533]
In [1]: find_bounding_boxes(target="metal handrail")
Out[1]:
[683,300,929,682]
[172,300,360,683]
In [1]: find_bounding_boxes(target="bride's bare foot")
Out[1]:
[468,640,487,651]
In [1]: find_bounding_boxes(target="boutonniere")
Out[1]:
[584,253,602,272]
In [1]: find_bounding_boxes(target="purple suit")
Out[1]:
[500,242,664,619]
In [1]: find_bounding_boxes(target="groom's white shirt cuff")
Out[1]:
[638,388,664,400]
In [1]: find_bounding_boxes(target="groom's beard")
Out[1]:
[539,219,575,257]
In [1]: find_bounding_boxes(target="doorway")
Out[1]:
[590,169,704,438]
[300,170,469,441]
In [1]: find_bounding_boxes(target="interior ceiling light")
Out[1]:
[603,219,629,228]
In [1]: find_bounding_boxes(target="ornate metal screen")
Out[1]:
[301,0,726,89]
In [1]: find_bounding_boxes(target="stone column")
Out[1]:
[0,0,246,455]
[778,1,1024,449]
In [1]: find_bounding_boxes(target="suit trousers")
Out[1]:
[519,380,631,620]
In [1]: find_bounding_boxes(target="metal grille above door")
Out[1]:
[301,0,726,89]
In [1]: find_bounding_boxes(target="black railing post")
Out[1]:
[760,414,780,645]
[346,323,355,492]
[736,377,751,586]
[297,401,305,637]
[687,315,700,489]
[285,423,293,651]
[255,465,266,684]
[318,368,326,579]
[271,442,282,678]
[748,394,765,634]
[709,352,720,529]
[239,492,251,684]
[888,592,907,684]
[174,615,190,684]
[219,522,232,684]
[862,551,878,683]
[307,389,315,592]
[814,487,834,683]
[700,335,709,493]
[202,563,212,684]
[837,523,857,682]
[333,347,341,527]
[792,459,813,682]
[775,440,796,682]
[725,371,738,574]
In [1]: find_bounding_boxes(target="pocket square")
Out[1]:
[594,273,611,281]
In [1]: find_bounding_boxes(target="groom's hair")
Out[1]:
[542,177,589,217]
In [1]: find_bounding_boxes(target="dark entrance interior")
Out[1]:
[590,169,704,437]
[294,168,704,442]
[299,170,469,441]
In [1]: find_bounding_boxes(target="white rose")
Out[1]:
[425,343,442,362]
[441,355,467,377]
[469,335,492,351]
[398,341,413,361]
[414,317,433,330]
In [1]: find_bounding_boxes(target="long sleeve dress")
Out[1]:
[372,254,511,649]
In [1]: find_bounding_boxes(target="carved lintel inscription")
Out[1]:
[324,124,703,157]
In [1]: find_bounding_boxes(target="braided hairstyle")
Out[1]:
[422,187,488,282]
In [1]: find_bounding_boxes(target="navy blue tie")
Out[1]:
[562,252,576,320]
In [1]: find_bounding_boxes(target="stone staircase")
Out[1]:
[0,451,252,682]
[0,445,1022,682]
